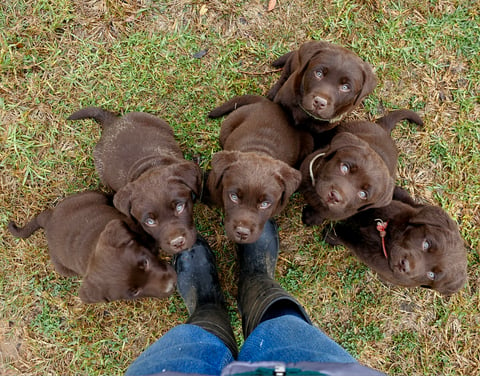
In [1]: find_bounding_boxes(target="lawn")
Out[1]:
[1,0,479,375]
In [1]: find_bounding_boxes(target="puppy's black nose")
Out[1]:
[313,96,328,109]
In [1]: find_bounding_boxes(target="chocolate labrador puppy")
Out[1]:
[324,187,467,295]
[68,107,202,254]
[207,95,313,243]
[300,109,423,225]
[267,41,377,134]
[8,191,177,303]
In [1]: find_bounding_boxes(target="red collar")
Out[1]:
[375,219,388,259]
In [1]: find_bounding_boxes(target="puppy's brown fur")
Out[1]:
[68,107,202,254]
[8,191,177,303]
[325,187,467,295]
[267,41,377,134]
[207,95,311,243]
[300,110,423,225]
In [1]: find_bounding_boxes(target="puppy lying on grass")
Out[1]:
[300,109,423,225]
[68,107,202,254]
[8,191,177,303]
[207,95,313,243]
[267,40,377,134]
[324,187,467,295]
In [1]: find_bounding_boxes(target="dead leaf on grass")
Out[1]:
[267,0,277,12]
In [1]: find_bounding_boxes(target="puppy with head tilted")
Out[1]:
[8,191,177,303]
[267,40,377,134]
[207,95,314,243]
[68,107,202,254]
[300,109,423,226]
[325,187,467,295]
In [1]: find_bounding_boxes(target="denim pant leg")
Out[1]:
[238,315,356,363]
[126,324,234,376]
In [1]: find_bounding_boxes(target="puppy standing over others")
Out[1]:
[324,187,467,295]
[8,191,177,303]
[267,40,377,134]
[207,95,314,243]
[68,107,202,254]
[300,109,423,225]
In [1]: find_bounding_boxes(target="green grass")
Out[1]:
[1,0,479,375]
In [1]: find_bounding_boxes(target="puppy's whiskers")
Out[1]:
[309,152,326,186]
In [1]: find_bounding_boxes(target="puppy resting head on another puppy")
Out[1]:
[325,188,467,295]
[8,191,177,303]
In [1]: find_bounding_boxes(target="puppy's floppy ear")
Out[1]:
[101,219,135,248]
[353,61,378,106]
[294,41,333,72]
[275,164,302,208]
[171,161,203,197]
[206,151,239,204]
[113,184,134,217]
[408,210,461,236]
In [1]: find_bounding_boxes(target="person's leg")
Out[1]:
[126,236,237,376]
[239,315,355,363]
[236,219,356,363]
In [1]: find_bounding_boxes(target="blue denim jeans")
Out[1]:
[126,315,356,375]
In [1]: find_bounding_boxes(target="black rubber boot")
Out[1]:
[237,219,311,339]
[174,235,238,358]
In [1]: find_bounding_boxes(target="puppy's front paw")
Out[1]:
[302,205,324,226]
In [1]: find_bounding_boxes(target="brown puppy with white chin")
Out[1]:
[300,109,423,225]
[8,191,177,303]
[267,40,377,134]
[207,95,313,243]
[324,187,467,296]
[68,107,202,254]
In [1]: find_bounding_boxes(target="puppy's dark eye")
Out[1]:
[258,201,272,210]
[144,217,157,227]
[340,83,351,92]
[426,271,436,280]
[358,190,368,200]
[175,202,186,214]
[229,193,239,203]
[340,163,349,175]
[314,70,324,79]
[422,240,431,251]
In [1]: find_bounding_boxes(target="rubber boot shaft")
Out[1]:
[237,219,311,339]
[174,236,238,358]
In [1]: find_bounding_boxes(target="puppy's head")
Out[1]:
[302,132,394,221]
[386,205,467,295]
[79,219,177,303]
[113,161,202,254]
[207,151,301,243]
[283,41,377,124]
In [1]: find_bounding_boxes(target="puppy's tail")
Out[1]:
[67,107,118,130]
[376,109,424,133]
[8,209,53,239]
[208,95,269,118]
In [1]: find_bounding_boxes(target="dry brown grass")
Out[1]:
[1,0,479,375]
